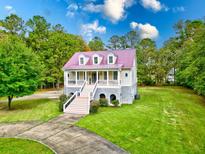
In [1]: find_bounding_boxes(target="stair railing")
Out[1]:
[90,81,98,100]
[87,81,98,114]
[63,91,78,111]
[78,80,86,96]
[63,80,86,112]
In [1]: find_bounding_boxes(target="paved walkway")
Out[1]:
[0,114,128,154]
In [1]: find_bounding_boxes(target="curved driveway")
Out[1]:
[0,114,128,154]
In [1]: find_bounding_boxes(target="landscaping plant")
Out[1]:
[90,100,100,114]
[111,100,120,107]
[99,98,108,107]
[59,94,68,112]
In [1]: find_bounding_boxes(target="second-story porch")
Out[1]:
[64,70,121,87]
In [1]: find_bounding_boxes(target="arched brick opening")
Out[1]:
[110,94,116,102]
[100,93,106,99]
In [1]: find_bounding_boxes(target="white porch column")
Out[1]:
[64,71,68,87]
[118,70,120,85]
[75,71,77,85]
[107,70,109,85]
[96,71,99,83]
[85,71,87,82]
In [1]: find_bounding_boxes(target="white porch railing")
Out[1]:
[108,80,118,85]
[98,80,107,85]
[77,80,85,85]
[68,80,75,85]
[67,78,118,86]
[98,80,118,86]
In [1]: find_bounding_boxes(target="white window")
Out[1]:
[107,53,116,64]
[80,57,84,65]
[93,56,98,64]
[108,56,113,64]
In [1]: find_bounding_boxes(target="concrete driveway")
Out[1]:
[0,90,63,103]
[0,114,128,154]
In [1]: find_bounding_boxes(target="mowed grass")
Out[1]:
[0,99,61,123]
[0,138,54,154]
[76,87,205,154]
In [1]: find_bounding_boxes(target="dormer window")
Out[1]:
[108,56,113,64]
[94,56,98,64]
[80,57,84,65]
[107,53,116,64]
[92,54,102,65]
[79,54,87,65]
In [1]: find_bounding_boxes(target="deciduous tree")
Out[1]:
[0,35,41,109]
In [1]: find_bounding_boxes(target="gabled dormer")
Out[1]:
[78,54,89,65]
[92,54,102,65]
[107,53,117,64]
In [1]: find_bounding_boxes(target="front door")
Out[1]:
[91,72,97,84]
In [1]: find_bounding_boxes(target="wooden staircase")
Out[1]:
[64,84,95,114]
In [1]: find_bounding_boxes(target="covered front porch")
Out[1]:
[64,70,121,86]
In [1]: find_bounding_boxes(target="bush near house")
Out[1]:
[59,94,69,112]
[111,100,120,107]
[90,100,100,114]
[99,98,108,107]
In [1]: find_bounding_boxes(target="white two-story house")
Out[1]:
[62,49,137,114]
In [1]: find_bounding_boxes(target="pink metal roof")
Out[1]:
[63,49,136,70]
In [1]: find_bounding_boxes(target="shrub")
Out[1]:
[59,101,64,112]
[59,94,67,103]
[99,98,108,107]
[90,100,100,114]
[59,94,68,112]
[111,100,120,107]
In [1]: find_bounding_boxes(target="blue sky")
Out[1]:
[0,0,205,47]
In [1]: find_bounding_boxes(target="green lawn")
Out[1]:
[0,138,54,154]
[0,99,61,123]
[76,87,205,154]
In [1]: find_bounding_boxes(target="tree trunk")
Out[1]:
[40,83,43,89]
[173,67,176,85]
[56,80,60,89]
[8,95,13,110]
[53,82,55,89]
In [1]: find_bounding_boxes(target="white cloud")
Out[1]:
[4,5,13,11]
[82,3,103,13]
[124,0,136,8]
[103,0,135,23]
[103,0,125,23]
[66,3,78,17]
[130,22,159,39]
[4,5,16,14]
[130,21,138,29]
[172,6,185,13]
[81,20,106,40]
[140,0,162,12]
[82,0,135,23]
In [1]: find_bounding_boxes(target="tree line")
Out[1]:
[0,14,90,89]
[88,19,205,96]
[0,13,205,108]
